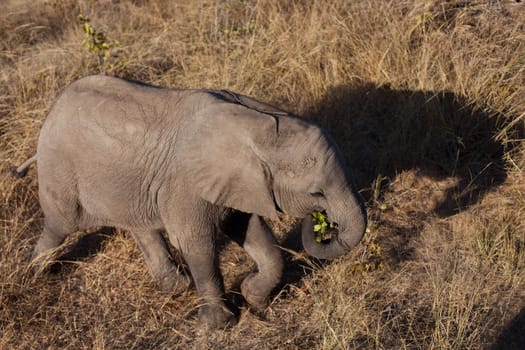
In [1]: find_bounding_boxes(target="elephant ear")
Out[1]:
[186,102,279,220]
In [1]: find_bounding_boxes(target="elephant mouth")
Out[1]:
[301,199,366,260]
[311,211,339,243]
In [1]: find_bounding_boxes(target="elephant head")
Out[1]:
[268,116,367,259]
[188,93,367,259]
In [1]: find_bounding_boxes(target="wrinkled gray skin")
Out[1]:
[24,75,366,329]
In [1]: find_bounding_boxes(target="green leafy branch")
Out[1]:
[78,14,120,74]
[312,211,337,243]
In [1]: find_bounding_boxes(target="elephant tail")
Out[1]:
[11,154,37,178]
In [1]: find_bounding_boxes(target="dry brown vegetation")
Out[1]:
[1,0,524,349]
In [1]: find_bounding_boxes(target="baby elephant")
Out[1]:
[15,75,366,328]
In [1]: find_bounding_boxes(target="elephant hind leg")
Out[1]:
[224,213,283,310]
[131,229,191,295]
[31,185,80,268]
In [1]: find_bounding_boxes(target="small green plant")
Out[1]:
[312,211,337,243]
[78,14,119,74]
[351,227,383,274]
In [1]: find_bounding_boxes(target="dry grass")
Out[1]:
[1,0,524,349]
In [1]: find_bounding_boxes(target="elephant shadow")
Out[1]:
[297,83,521,267]
[48,227,114,274]
[295,83,523,346]
[304,83,516,215]
[490,306,525,350]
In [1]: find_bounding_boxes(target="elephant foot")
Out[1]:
[156,268,192,295]
[241,273,270,310]
[198,303,236,329]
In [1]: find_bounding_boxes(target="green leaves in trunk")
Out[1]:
[312,211,336,243]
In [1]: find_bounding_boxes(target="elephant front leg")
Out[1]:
[131,229,191,295]
[225,214,284,310]
[167,229,236,329]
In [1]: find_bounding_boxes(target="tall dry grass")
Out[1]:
[1,0,524,349]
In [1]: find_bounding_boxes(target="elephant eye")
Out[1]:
[309,191,325,198]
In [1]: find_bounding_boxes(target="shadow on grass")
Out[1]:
[302,82,522,347]
[490,307,525,350]
[49,227,114,274]
[306,83,514,214]
[303,83,520,264]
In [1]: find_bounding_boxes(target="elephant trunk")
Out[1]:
[301,194,366,260]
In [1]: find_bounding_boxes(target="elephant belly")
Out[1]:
[77,169,163,230]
